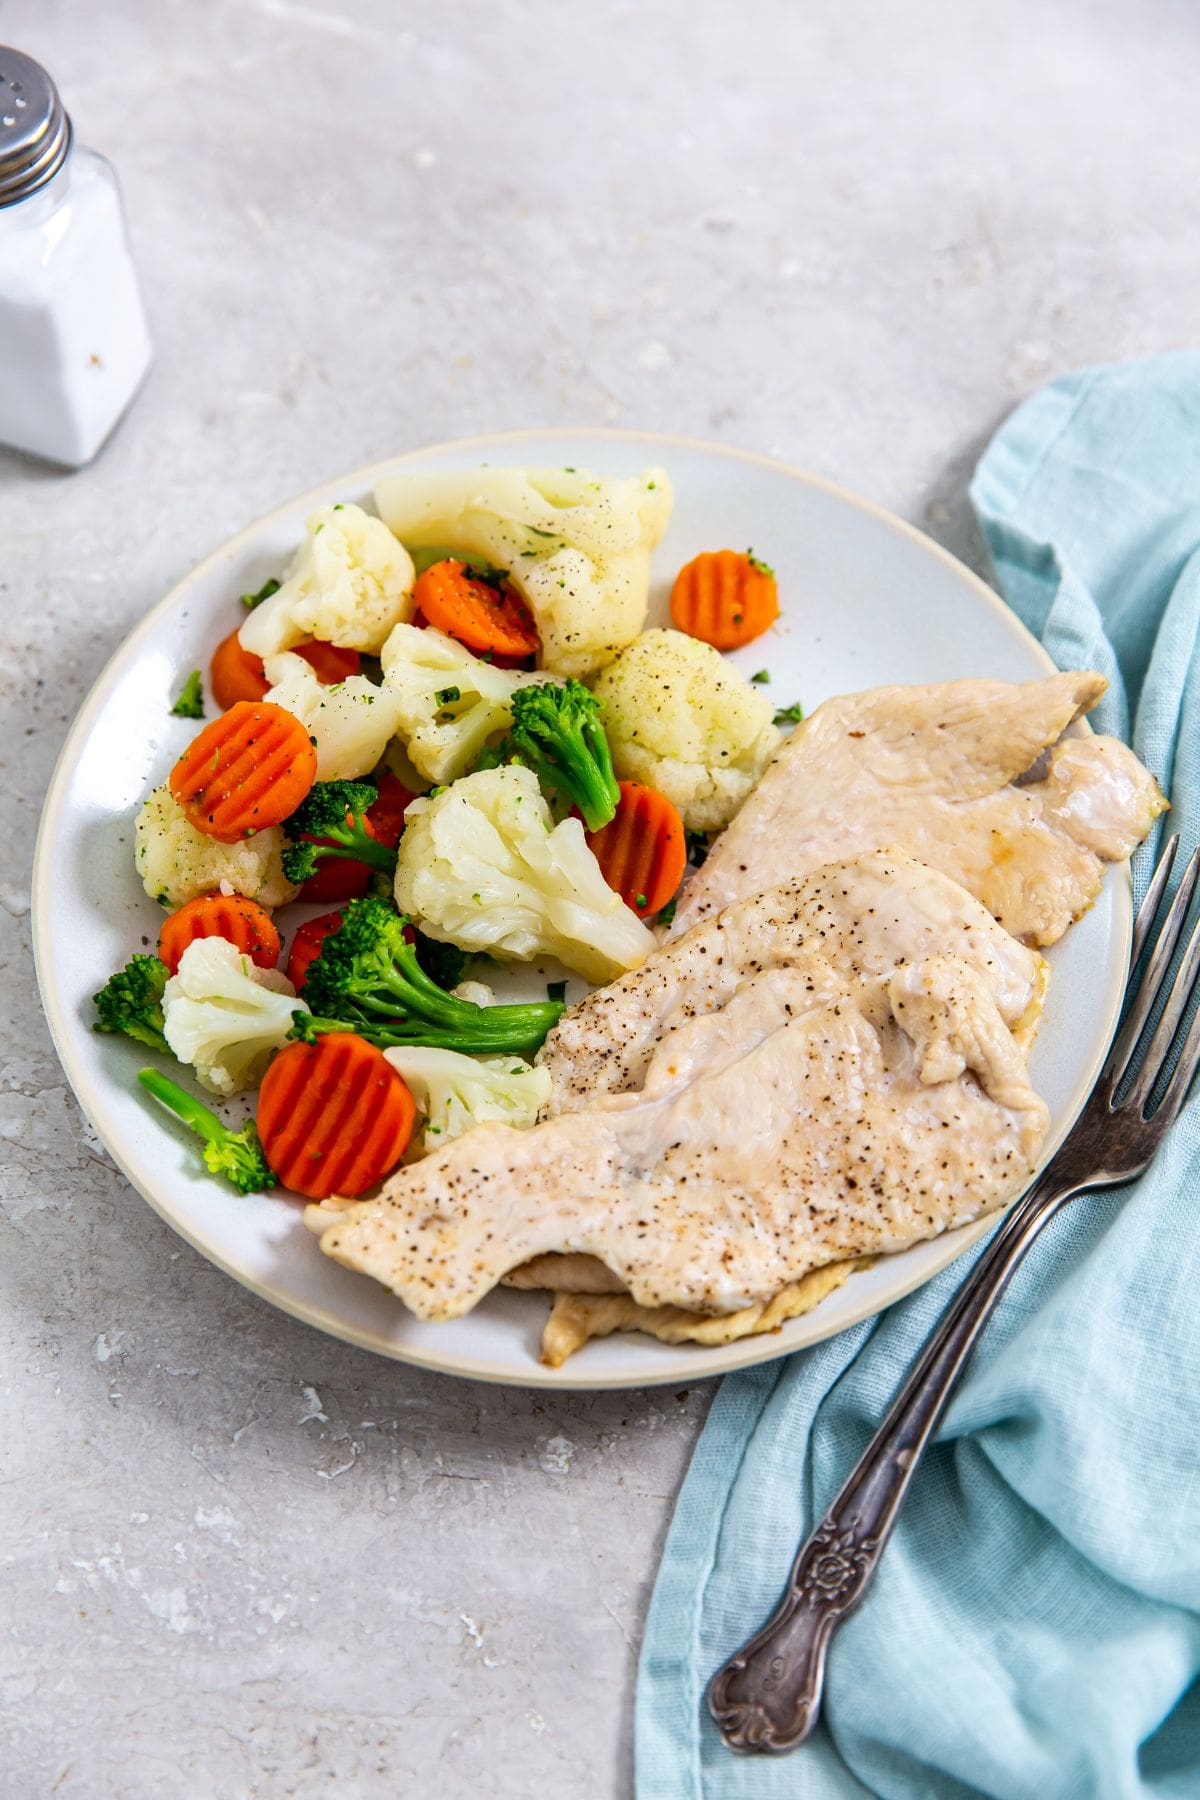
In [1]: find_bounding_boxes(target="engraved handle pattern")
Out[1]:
[710,1174,1072,1753]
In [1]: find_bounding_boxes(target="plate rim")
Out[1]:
[31,426,1132,1390]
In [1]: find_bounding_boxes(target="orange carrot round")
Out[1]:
[285,909,346,991]
[170,700,317,843]
[586,780,686,916]
[211,632,361,711]
[670,549,779,650]
[158,893,282,977]
[211,629,269,709]
[413,559,540,658]
[295,640,361,684]
[257,1032,416,1198]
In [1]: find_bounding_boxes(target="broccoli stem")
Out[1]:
[137,1068,276,1194]
[300,896,566,1054]
[304,1011,559,1054]
[138,1067,228,1144]
[305,819,398,875]
[305,952,563,1051]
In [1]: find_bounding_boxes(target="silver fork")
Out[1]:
[709,833,1200,1755]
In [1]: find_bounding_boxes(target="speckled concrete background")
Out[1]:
[3,2,1199,1794]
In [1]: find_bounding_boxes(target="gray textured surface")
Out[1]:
[3,2,1200,1794]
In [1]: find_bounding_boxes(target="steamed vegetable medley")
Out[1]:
[96,465,793,1203]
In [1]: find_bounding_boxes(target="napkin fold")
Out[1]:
[636,353,1200,1800]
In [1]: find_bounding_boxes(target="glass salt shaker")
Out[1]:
[0,47,152,467]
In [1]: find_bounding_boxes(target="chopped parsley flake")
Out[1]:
[747,547,775,578]
[751,669,770,684]
[170,670,204,719]
[773,701,804,726]
[547,980,567,1003]
[436,686,461,705]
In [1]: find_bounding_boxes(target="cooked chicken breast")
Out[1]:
[538,850,1047,1116]
[670,673,1166,946]
[535,1258,870,1366]
[313,855,1049,1320]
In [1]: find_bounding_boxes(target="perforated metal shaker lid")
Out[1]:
[0,47,72,207]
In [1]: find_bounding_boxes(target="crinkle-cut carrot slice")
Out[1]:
[257,1032,415,1199]
[211,629,269,709]
[295,640,361,684]
[212,633,362,711]
[586,780,686,916]
[669,549,779,650]
[169,700,317,842]
[413,558,540,658]
[158,893,281,976]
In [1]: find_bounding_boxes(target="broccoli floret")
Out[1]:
[93,955,170,1054]
[280,780,399,884]
[494,680,620,832]
[301,896,564,1054]
[137,1067,275,1194]
[170,670,205,719]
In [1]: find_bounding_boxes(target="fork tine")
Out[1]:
[1127,902,1200,1111]
[1104,842,1200,1091]
[1131,833,1179,965]
[1154,970,1200,1123]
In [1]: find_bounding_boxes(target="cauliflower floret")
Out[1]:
[379,622,547,784]
[135,784,299,908]
[262,652,406,781]
[393,765,654,984]
[592,629,782,832]
[239,502,415,658]
[383,1046,551,1155]
[373,465,673,678]
[161,937,307,1096]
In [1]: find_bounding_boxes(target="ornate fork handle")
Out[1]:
[709,1168,1076,1753]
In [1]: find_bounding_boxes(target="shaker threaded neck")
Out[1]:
[0,47,72,208]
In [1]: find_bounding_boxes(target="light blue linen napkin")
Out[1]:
[636,353,1200,1800]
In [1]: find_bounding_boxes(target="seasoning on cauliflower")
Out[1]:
[373,465,673,678]
[239,502,415,659]
[135,783,300,909]
[383,1046,551,1155]
[591,629,782,832]
[161,936,307,1096]
[393,765,655,984]
[379,622,545,784]
[261,652,406,781]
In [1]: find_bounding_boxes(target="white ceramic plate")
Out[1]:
[33,430,1131,1389]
